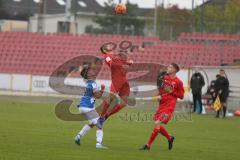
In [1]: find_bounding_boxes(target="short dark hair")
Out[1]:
[171,63,180,73]
[220,69,225,72]
[80,65,90,79]
[216,74,221,78]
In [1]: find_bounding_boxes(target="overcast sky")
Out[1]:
[96,0,205,9]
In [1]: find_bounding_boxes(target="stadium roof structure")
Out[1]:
[0,0,153,20]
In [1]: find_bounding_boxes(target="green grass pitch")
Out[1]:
[0,97,239,160]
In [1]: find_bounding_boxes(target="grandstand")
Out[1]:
[0,32,239,78]
[1,31,240,106]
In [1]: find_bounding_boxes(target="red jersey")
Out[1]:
[158,75,184,111]
[104,53,131,86]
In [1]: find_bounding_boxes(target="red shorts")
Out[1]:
[154,109,174,124]
[110,82,130,96]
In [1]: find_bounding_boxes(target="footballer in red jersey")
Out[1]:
[97,46,133,129]
[140,63,184,151]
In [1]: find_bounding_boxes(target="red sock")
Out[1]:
[160,126,170,140]
[100,101,110,117]
[106,104,125,117]
[147,128,160,147]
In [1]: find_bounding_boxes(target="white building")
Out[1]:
[0,0,153,35]
[29,12,101,34]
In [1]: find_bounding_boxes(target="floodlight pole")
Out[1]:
[192,0,194,10]
[37,0,46,33]
[117,0,122,34]
[65,0,72,33]
[201,0,205,33]
[153,0,158,36]
[66,0,72,22]
[192,0,195,32]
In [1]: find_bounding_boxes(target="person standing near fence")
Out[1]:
[208,74,221,103]
[190,68,205,114]
[215,69,229,118]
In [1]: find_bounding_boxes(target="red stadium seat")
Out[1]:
[0,32,239,76]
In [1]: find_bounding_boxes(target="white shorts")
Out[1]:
[79,107,99,125]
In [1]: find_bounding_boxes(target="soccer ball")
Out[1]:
[114,3,127,15]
